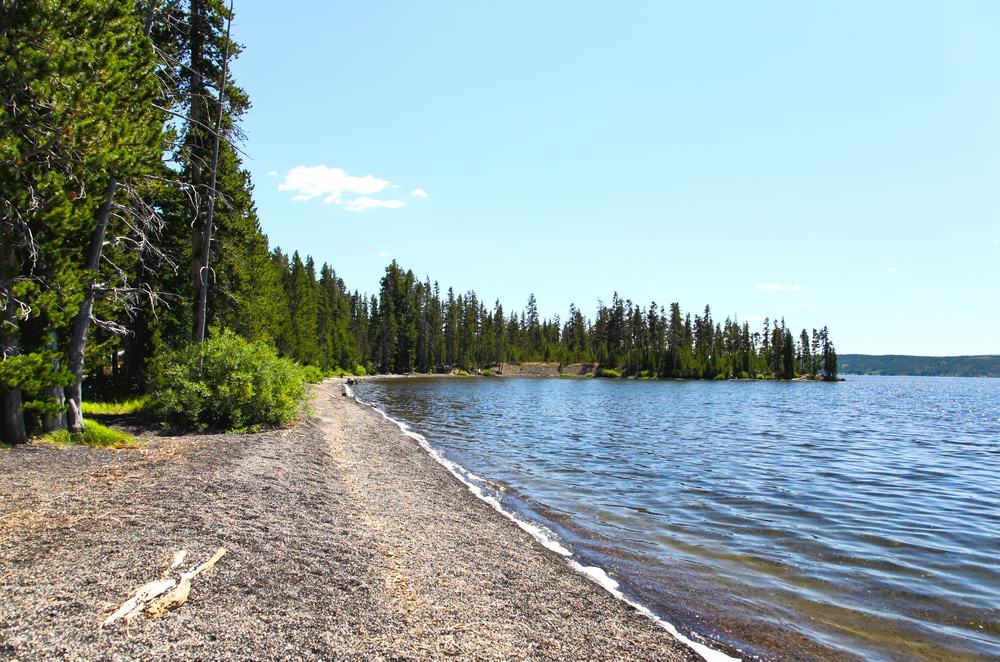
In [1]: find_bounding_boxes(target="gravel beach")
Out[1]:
[0,380,704,660]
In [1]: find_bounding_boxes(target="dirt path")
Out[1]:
[0,381,700,660]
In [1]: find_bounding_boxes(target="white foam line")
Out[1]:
[340,384,739,662]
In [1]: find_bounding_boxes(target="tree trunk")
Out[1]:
[194,1,233,342]
[42,330,67,432]
[0,243,27,445]
[66,176,118,433]
[188,0,206,336]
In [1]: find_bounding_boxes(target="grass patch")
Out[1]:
[81,396,148,416]
[596,368,622,378]
[455,369,469,376]
[481,368,493,376]
[44,420,139,448]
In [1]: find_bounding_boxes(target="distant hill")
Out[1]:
[839,355,1000,378]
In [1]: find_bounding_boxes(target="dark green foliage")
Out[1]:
[150,332,305,432]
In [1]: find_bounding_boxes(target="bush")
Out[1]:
[455,369,469,376]
[45,420,138,448]
[738,371,750,380]
[353,364,368,376]
[150,332,306,432]
[714,373,728,380]
[302,365,324,383]
[481,368,493,376]
[596,368,622,378]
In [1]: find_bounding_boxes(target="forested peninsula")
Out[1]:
[1,1,837,445]
[839,355,1000,378]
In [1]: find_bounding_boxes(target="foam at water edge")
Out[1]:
[340,384,739,662]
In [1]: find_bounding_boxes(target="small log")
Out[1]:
[101,578,176,628]
[146,547,225,617]
[146,580,191,617]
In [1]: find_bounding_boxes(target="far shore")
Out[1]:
[348,361,843,382]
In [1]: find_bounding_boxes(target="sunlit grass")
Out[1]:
[80,396,148,416]
[44,420,139,448]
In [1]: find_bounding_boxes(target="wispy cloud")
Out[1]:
[410,188,428,198]
[377,250,391,258]
[803,303,814,309]
[267,170,278,178]
[887,267,897,273]
[755,284,802,292]
[277,165,408,212]
[342,197,406,213]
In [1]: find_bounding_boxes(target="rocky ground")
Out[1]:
[0,380,701,661]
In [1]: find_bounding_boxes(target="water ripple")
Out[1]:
[355,375,1000,661]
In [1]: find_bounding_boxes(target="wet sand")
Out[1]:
[0,380,704,660]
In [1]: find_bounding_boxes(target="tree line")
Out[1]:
[0,1,837,445]
[271,259,838,382]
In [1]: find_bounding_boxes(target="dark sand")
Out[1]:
[0,380,704,660]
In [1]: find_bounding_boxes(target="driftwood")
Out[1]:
[147,547,225,617]
[101,547,226,627]
[100,578,176,628]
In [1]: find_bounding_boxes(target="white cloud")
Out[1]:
[755,284,802,292]
[410,188,428,198]
[803,303,814,309]
[887,267,897,273]
[267,170,278,178]
[278,165,392,205]
[377,250,391,258]
[342,196,406,213]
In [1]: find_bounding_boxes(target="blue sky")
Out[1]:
[231,2,999,355]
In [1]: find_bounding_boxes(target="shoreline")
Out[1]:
[345,382,738,662]
[0,380,717,660]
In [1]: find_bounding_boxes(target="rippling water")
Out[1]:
[351,375,1000,661]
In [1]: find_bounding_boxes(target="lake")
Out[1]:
[351,375,1000,661]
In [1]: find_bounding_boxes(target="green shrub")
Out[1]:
[481,368,493,376]
[738,371,750,380]
[596,368,622,378]
[353,364,368,376]
[45,420,138,448]
[455,369,469,376]
[150,332,306,432]
[714,373,728,380]
[755,373,766,380]
[584,371,594,377]
[302,365,324,383]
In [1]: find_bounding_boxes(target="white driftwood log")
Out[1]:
[101,547,226,626]
[100,578,176,628]
[147,547,226,617]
